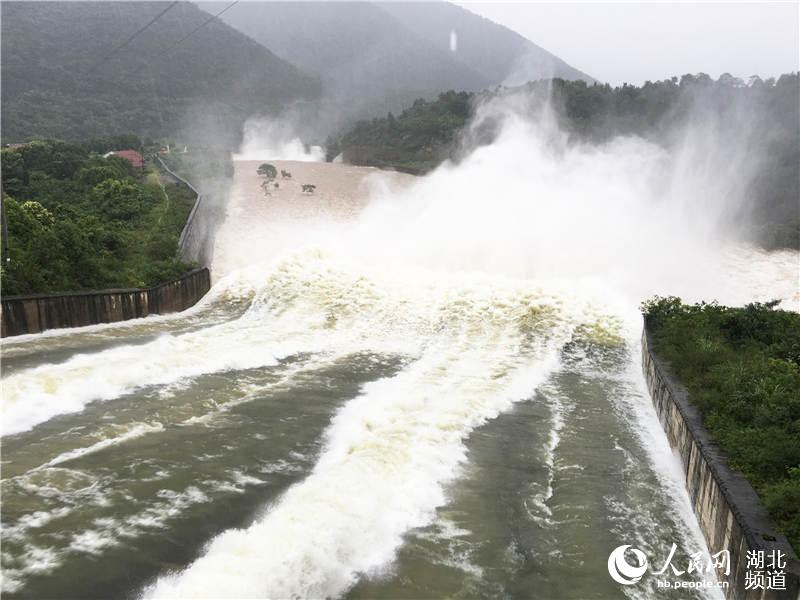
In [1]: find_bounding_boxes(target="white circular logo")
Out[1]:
[608,545,648,585]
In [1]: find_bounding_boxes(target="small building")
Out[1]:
[104,149,144,169]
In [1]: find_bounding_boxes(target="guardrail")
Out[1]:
[154,154,203,258]
[1,268,211,337]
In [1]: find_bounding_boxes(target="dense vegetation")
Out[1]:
[1,2,320,144]
[331,74,800,249]
[1,140,195,295]
[642,297,800,549]
[326,91,472,173]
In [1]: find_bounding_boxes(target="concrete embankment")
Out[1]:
[642,320,800,599]
[1,268,210,337]
[155,155,209,265]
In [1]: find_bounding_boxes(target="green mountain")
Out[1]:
[201,1,592,118]
[1,1,321,144]
[201,1,488,115]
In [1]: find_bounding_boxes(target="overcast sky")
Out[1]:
[455,2,799,85]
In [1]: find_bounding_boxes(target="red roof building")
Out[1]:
[109,149,144,169]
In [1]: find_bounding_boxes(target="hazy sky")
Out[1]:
[455,2,799,85]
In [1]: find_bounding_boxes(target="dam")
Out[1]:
[2,150,798,600]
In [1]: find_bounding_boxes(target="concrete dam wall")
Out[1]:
[1,268,210,337]
[642,320,800,599]
[155,155,210,266]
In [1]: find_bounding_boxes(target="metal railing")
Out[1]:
[154,154,203,256]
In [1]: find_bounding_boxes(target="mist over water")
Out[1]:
[139,96,792,598]
[224,92,796,308]
[2,88,796,600]
[235,115,325,162]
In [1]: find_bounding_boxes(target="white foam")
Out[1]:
[2,545,62,590]
[39,422,164,468]
[0,261,341,436]
[234,117,323,162]
[69,530,119,555]
[143,273,585,598]
[3,84,795,600]
[2,507,73,543]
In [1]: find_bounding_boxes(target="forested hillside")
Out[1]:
[1,2,320,144]
[203,1,485,117]
[331,74,800,249]
[1,141,195,294]
[643,297,800,550]
[326,91,473,174]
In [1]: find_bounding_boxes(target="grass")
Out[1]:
[642,296,800,550]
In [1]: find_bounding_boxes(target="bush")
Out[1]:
[642,297,800,549]
[0,140,195,294]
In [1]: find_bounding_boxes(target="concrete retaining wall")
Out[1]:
[155,155,208,265]
[642,320,800,599]
[1,268,210,337]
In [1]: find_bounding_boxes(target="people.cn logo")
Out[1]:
[608,545,649,585]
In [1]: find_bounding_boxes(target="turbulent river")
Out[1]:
[3,244,796,599]
[2,113,799,599]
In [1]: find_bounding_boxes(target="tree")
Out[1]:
[301,184,316,194]
[257,163,277,180]
[77,165,124,187]
[718,72,744,87]
[0,140,196,294]
[0,149,26,196]
[90,179,152,223]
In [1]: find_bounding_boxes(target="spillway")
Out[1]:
[2,150,797,600]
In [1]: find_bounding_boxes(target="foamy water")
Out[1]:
[142,257,604,598]
[2,98,796,599]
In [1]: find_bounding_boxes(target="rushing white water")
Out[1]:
[235,117,324,162]
[219,101,797,311]
[143,261,614,598]
[4,250,623,598]
[139,100,795,598]
[3,93,796,600]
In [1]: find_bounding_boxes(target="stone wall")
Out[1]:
[1,268,210,337]
[642,320,800,599]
